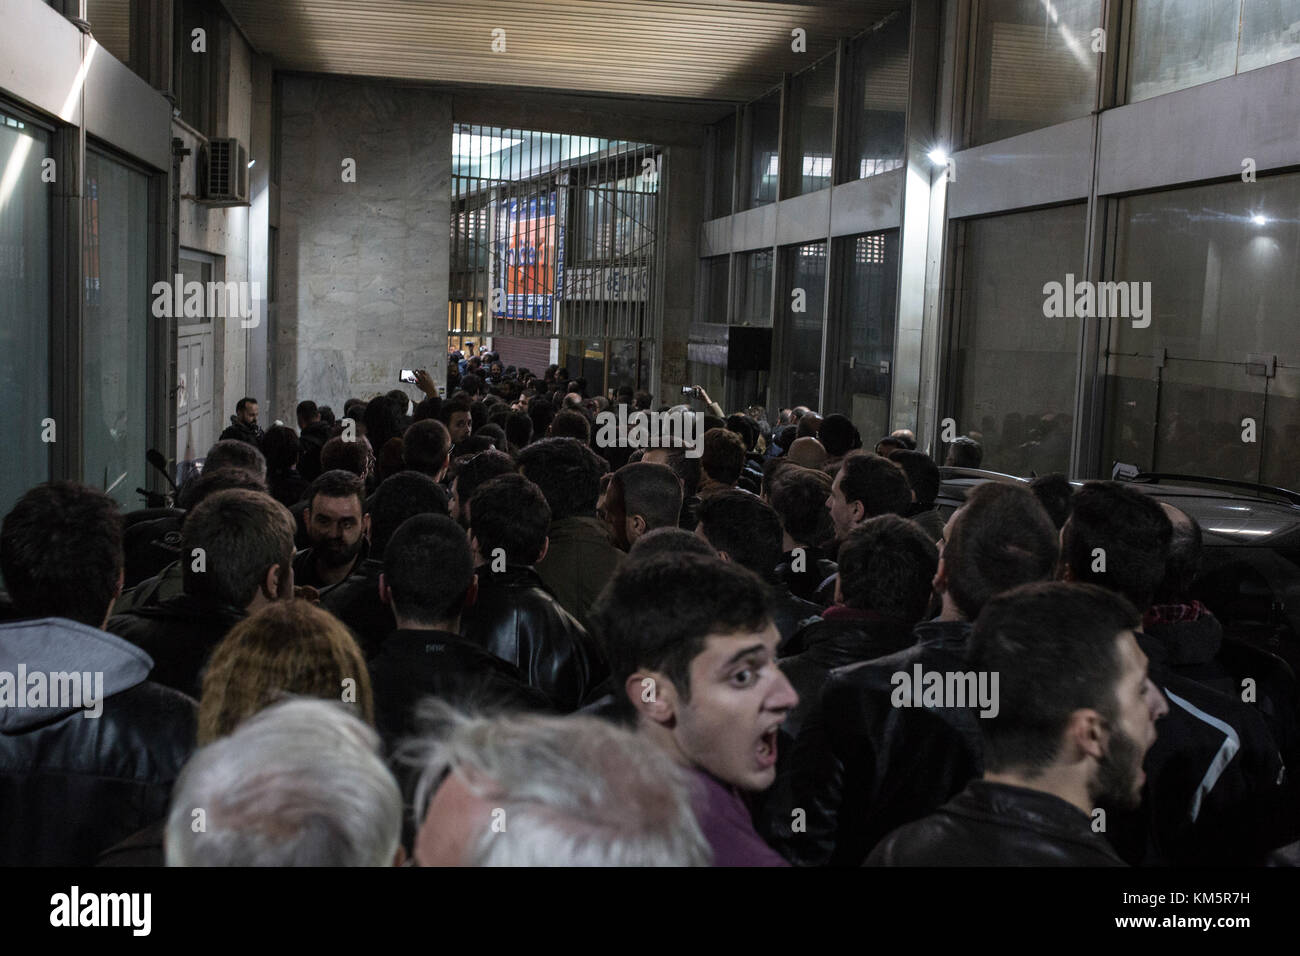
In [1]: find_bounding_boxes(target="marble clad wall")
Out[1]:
[276,74,451,416]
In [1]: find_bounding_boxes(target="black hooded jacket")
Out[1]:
[0,618,196,865]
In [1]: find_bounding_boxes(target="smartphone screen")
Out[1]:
[400,369,417,384]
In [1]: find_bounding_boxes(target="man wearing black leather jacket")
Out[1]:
[869,582,1167,866]
[108,488,297,699]
[0,482,197,866]
[759,482,1059,865]
[460,474,610,713]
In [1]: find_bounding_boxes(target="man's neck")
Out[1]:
[982,768,1092,816]
[394,616,459,633]
[937,591,967,623]
[313,553,358,588]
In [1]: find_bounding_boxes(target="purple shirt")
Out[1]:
[691,769,790,867]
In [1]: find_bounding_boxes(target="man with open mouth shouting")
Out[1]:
[592,553,798,866]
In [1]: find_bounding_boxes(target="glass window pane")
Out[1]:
[948,205,1086,475]
[742,91,781,210]
[0,111,51,517]
[779,241,827,409]
[827,232,899,441]
[700,255,729,325]
[1128,0,1240,102]
[711,113,735,218]
[1239,0,1300,73]
[841,9,909,182]
[1104,173,1300,487]
[787,54,837,197]
[969,0,1102,146]
[736,249,773,327]
[84,151,149,510]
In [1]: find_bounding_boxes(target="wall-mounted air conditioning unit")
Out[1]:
[199,138,249,206]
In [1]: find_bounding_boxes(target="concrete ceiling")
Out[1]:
[221,0,908,102]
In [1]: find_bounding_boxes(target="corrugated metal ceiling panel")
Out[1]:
[221,0,908,100]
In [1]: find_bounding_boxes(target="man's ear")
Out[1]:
[1064,708,1106,762]
[378,572,392,607]
[362,513,372,538]
[630,514,647,538]
[536,535,549,565]
[462,573,479,611]
[932,556,948,595]
[626,670,675,726]
[715,549,731,564]
[263,563,282,600]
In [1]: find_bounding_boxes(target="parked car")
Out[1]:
[935,468,1300,685]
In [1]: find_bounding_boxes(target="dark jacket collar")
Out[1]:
[546,515,615,545]
[474,563,545,590]
[1140,603,1223,667]
[913,618,972,650]
[951,780,1122,860]
[132,591,247,623]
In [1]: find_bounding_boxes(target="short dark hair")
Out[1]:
[469,474,550,566]
[945,436,983,468]
[593,555,772,720]
[178,466,268,511]
[550,409,591,444]
[477,422,507,452]
[452,450,516,508]
[261,425,300,472]
[505,411,533,448]
[768,467,833,548]
[320,437,368,476]
[837,515,938,622]
[438,395,471,425]
[725,414,760,452]
[1063,481,1172,611]
[517,438,606,522]
[368,471,449,555]
[694,491,783,583]
[364,395,404,451]
[819,414,861,457]
[888,450,940,507]
[383,514,473,625]
[296,400,318,423]
[181,490,295,608]
[701,428,746,487]
[1,482,123,627]
[626,526,717,562]
[205,439,267,478]
[838,453,912,518]
[402,419,451,476]
[970,582,1139,775]
[943,482,1059,620]
[236,396,258,413]
[612,462,682,533]
[306,469,366,514]
[1029,473,1074,530]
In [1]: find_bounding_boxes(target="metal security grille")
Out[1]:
[450,124,664,393]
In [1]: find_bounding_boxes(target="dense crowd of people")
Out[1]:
[2,350,1298,867]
